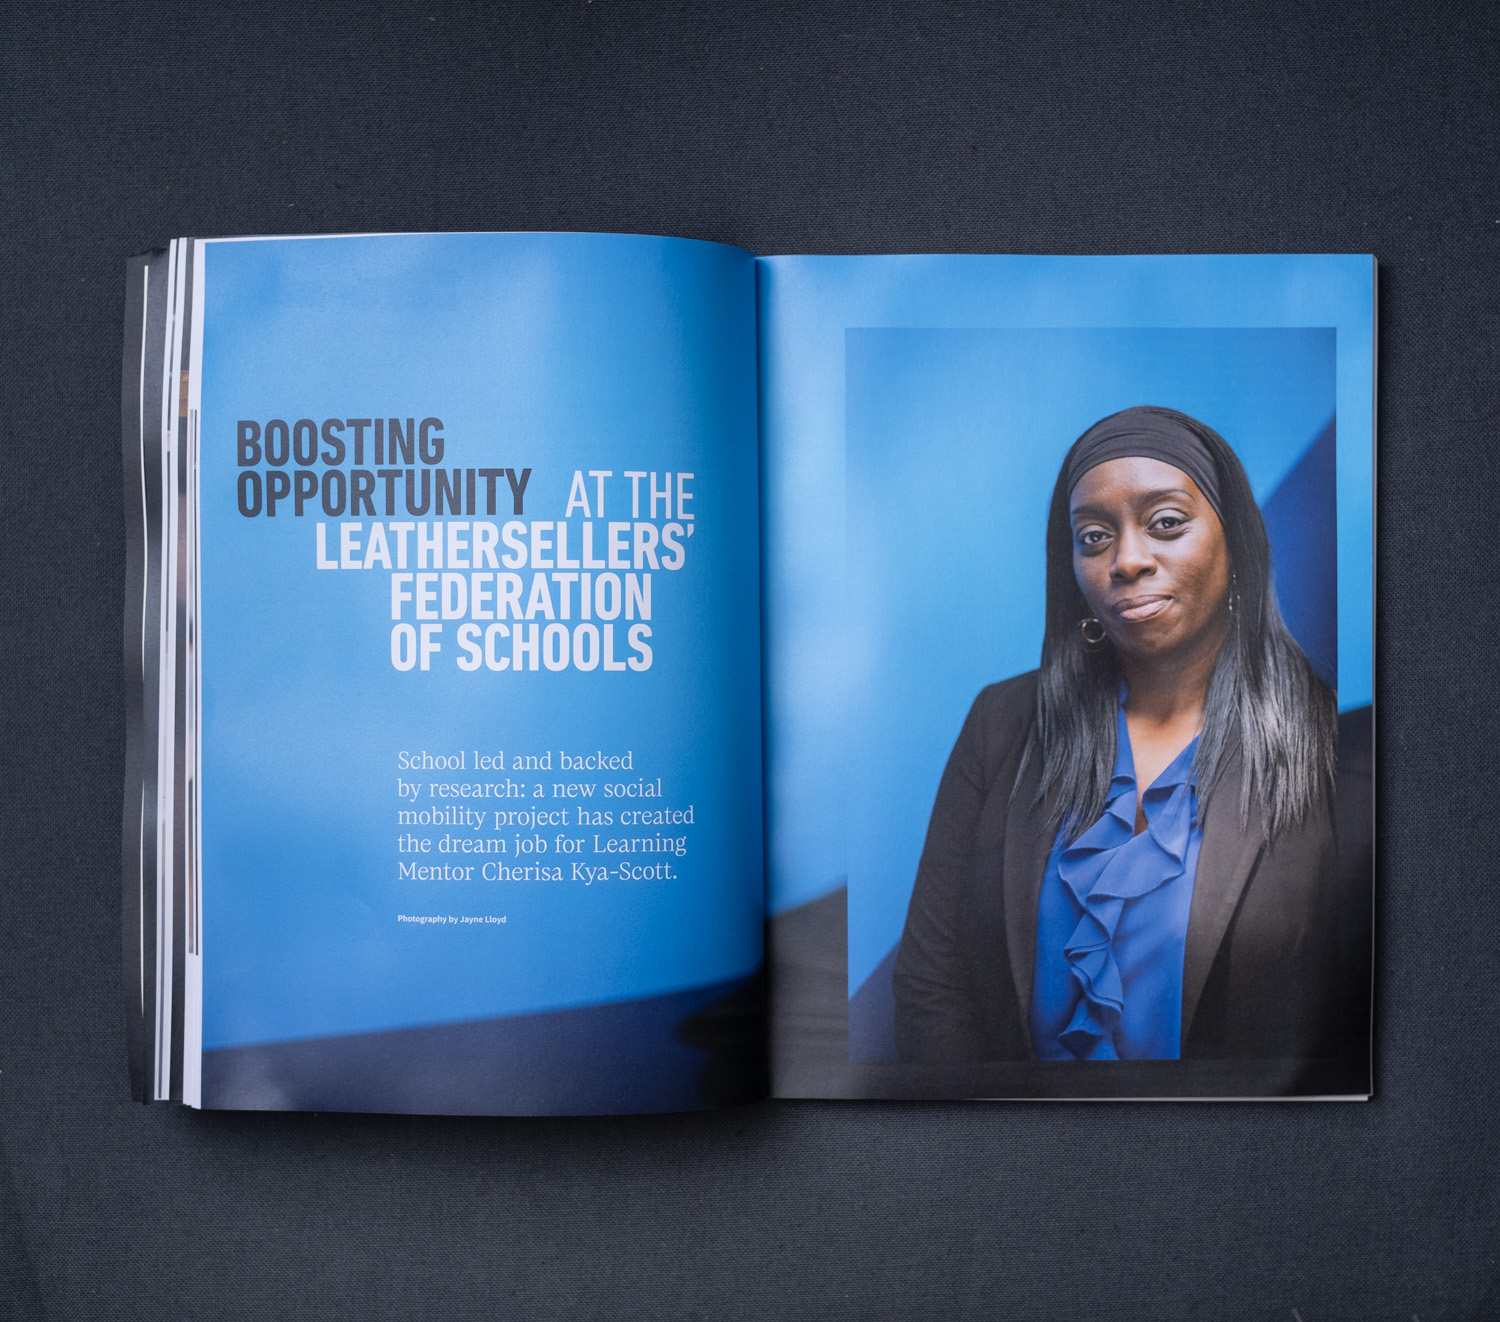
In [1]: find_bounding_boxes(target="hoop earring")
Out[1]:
[1080,617,1108,648]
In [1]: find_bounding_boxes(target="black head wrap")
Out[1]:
[1064,406,1223,518]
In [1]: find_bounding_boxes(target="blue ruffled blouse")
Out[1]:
[1028,701,1203,1061]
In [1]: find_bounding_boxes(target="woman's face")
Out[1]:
[1069,456,1231,669]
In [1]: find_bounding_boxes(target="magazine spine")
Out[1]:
[121,248,177,1103]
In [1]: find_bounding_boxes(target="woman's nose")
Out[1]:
[1111,528,1155,579]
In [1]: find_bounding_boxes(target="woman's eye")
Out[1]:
[1149,513,1187,532]
[1075,528,1108,549]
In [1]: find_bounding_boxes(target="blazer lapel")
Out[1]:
[1181,751,1264,1044]
[1002,752,1060,1054]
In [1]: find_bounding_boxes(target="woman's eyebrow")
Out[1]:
[1070,488,1194,520]
[1135,486,1194,505]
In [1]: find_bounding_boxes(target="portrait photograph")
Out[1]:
[837,324,1373,1099]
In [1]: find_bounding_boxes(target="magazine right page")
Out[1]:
[758,255,1374,1099]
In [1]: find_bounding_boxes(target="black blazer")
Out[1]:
[892,672,1343,1062]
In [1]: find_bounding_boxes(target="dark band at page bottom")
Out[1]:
[201,972,766,1115]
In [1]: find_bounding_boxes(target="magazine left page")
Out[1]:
[123,232,765,1115]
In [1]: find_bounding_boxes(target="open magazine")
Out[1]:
[124,234,1374,1111]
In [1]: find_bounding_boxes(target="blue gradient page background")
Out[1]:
[198,233,762,1050]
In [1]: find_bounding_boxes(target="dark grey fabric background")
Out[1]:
[2,0,1495,1317]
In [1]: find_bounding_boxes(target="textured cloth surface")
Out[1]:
[2,0,1495,1318]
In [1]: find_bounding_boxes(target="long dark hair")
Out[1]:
[1029,406,1336,843]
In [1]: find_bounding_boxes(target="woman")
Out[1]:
[892,405,1339,1063]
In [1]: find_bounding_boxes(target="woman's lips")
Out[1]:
[1112,595,1170,622]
